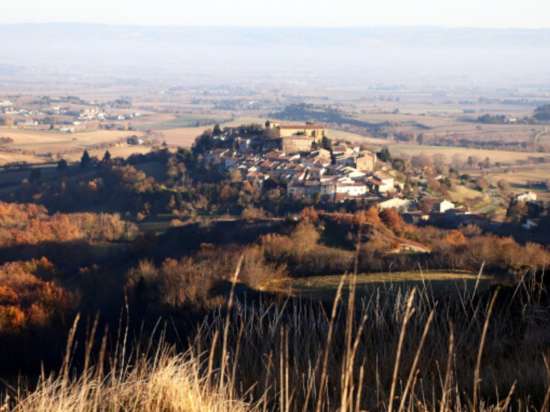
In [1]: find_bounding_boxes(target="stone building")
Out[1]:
[356,151,377,172]
[265,120,325,153]
[265,120,325,141]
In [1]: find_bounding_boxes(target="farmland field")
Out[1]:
[385,143,550,164]
[356,111,549,145]
[0,127,140,148]
[136,113,232,130]
[471,163,550,201]
[325,128,386,145]
[158,126,212,147]
[159,116,266,147]
[0,151,41,165]
[0,127,147,164]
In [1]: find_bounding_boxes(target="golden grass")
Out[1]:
[447,185,485,203]
[7,352,247,412]
[293,270,489,286]
[447,185,495,212]
[4,272,549,411]
[280,271,495,298]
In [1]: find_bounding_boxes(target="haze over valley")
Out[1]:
[2,24,550,92]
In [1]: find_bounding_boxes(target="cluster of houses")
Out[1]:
[78,107,142,122]
[201,121,486,221]
[0,100,14,113]
[203,121,407,203]
[0,96,141,133]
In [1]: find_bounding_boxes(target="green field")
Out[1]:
[277,271,504,300]
[138,114,232,130]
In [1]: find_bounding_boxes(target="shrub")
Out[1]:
[0,202,138,247]
[0,258,75,334]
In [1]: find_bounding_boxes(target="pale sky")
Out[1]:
[1,0,549,28]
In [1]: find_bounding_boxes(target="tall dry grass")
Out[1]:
[1,315,248,412]
[3,270,550,411]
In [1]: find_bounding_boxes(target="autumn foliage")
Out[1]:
[0,202,138,247]
[0,258,74,333]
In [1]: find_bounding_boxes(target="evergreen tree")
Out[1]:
[377,147,392,162]
[57,159,68,172]
[102,150,112,163]
[213,124,222,136]
[321,136,332,150]
[80,150,91,168]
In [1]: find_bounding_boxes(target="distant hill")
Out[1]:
[271,104,387,132]
[535,104,550,122]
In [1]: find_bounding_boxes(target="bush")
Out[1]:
[0,258,75,334]
[0,202,138,247]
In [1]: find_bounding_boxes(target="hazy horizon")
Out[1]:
[1,23,550,92]
[3,0,550,29]
[3,22,550,30]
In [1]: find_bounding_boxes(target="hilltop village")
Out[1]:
[0,114,548,236]
[198,121,401,204]
[195,120,465,218]
[192,121,550,233]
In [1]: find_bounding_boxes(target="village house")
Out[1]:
[204,148,232,167]
[356,151,377,172]
[335,177,368,198]
[127,136,145,145]
[368,172,395,194]
[281,135,315,153]
[287,180,321,199]
[514,191,538,203]
[332,144,356,166]
[264,120,325,154]
[379,197,411,212]
[264,120,325,141]
[235,137,253,153]
[320,176,338,198]
[338,166,366,180]
[303,148,331,167]
[435,200,456,213]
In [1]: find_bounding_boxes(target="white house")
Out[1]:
[342,167,366,180]
[335,177,368,197]
[515,192,537,203]
[369,173,395,194]
[379,198,411,212]
[436,200,456,213]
